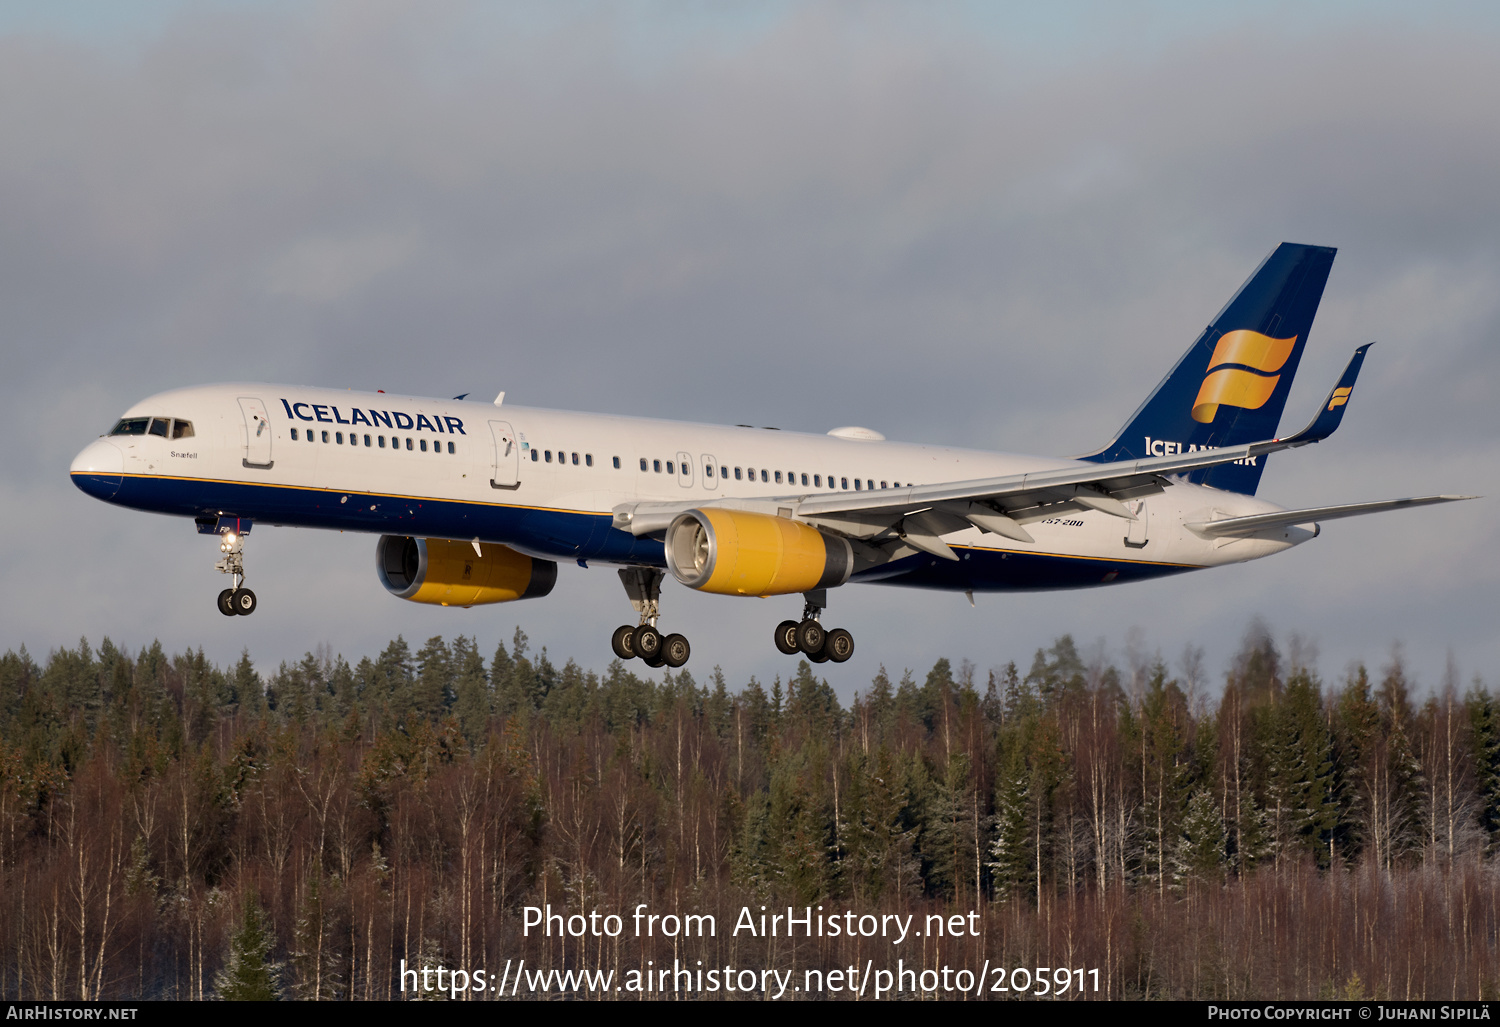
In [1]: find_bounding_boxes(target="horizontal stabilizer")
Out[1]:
[1185,494,1476,538]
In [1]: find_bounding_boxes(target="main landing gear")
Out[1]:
[610,567,691,669]
[214,529,257,617]
[774,589,853,664]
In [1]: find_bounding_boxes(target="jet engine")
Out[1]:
[664,509,852,597]
[376,536,556,607]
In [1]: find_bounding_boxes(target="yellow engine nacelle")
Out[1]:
[376,536,557,607]
[664,509,853,597]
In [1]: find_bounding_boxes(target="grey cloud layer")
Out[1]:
[1,4,1494,691]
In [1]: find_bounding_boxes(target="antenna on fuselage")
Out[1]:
[493,392,505,407]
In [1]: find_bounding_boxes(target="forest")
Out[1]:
[0,622,1497,1001]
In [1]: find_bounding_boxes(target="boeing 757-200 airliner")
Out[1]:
[70,243,1471,668]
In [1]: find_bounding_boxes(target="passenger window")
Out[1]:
[172,420,194,439]
[405,438,413,451]
[336,432,344,444]
[653,460,661,473]
[746,467,754,480]
[801,473,809,486]
[814,474,821,487]
[290,428,299,441]
[149,418,169,438]
[586,454,594,467]
[639,458,647,471]
[572,452,579,465]
[322,431,330,443]
[109,418,149,436]
[734,467,742,480]
[705,462,714,477]
[881,481,887,489]
[841,477,848,490]
[721,466,728,478]
[545,450,552,462]
[533,449,540,462]
[854,479,861,490]
[378,436,386,448]
[666,461,674,475]
[761,469,768,483]
[613,456,621,469]
[774,471,782,484]
[447,441,455,454]
[867,480,874,490]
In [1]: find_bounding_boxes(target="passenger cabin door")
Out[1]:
[489,420,520,490]
[237,397,274,469]
[676,451,693,488]
[701,453,719,490]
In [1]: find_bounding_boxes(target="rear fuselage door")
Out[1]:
[237,397,274,469]
[1124,499,1149,548]
[489,420,520,490]
[676,451,693,488]
[701,453,719,490]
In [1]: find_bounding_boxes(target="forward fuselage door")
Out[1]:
[489,420,520,490]
[676,451,693,488]
[1124,499,1149,548]
[237,397,274,469]
[701,453,719,490]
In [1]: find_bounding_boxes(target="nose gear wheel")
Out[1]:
[212,528,258,616]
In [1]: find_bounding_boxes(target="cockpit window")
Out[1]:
[110,418,149,436]
[171,420,194,439]
[148,418,169,438]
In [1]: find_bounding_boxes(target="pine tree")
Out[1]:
[1265,669,1338,866]
[216,896,282,1000]
[1176,790,1226,882]
[987,740,1032,895]
[451,636,490,744]
[414,636,453,720]
[1467,686,1500,854]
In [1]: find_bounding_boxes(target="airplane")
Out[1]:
[69,242,1472,669]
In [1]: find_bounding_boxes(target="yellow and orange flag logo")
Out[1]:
[1191,330,1298,423]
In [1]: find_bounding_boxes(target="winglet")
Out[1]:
[1277,343,1371,447]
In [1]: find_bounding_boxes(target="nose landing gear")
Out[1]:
[610,567,690,668]
[214,528,257,616]
[773,589,853,663]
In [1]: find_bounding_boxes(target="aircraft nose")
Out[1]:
[70,439,125,500]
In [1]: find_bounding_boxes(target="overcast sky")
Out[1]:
[2,1,1495,700]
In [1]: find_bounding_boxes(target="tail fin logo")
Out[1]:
[1191,329,1298,423]
[1327,386,1352,412]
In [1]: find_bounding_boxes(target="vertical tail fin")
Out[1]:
[1080,242,1337,495]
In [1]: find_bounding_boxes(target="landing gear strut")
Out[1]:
[774,589,853,663]
[611,567,690,668]
[214,529,257,616]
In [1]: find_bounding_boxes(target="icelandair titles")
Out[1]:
[1144,435,1258,466]
[279,398,466,435]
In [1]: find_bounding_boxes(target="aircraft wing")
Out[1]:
[615,346,1379,557]
[1184,495,1476,538]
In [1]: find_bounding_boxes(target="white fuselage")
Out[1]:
[70,383,1311,593]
